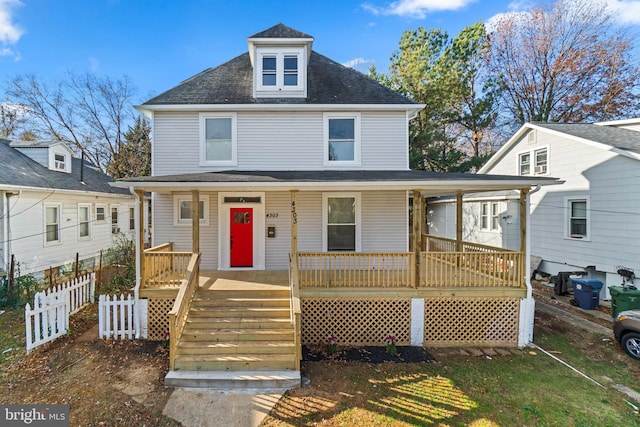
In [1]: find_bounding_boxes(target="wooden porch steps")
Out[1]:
[170,284,299,388]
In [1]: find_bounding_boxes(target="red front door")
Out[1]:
[230,208,253,267]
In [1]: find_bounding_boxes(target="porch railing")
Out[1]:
[288,255,302,371]
[421,251,522,287]
[297,252,415,288]
[143,243,194,287]
[168,252,201,370]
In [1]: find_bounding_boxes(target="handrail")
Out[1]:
[423,235,518,253]
[288,254,302,371]
[297,252,414,288]
[167,252,201,370]
[144,242,174,253]
[143,251,193,288]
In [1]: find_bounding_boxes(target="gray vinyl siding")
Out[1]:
[488,128,640,277]
[361,191,407,251]
[152,111,409,175]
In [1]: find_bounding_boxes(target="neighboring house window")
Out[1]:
[481,202,500,231]
[78,204,91,239]
[54,153,66,171]
[519,153,530,175]
[96,205,106,222]
[256,47,304,92]
[568,199,588,239]
[129,207,135,231]
[111,206,119,234]
[44,204,61,244]
[519,147,549,175]
[199,113,237,166]
[534,148,547,174]
[323,113,361,166]
[174,195,210,226]
[322,193,361,251]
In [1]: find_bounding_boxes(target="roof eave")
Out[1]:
[135,103,425,114]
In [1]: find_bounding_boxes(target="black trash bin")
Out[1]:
[571,279,603,310]
[553,271,585,296]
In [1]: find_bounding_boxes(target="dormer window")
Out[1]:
[255,47,306,97]
[54,153,66,170]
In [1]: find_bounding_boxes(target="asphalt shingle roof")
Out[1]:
[143,51,416,106]
[249,23,313,39]
[0,139,130,195]
[533,122,640,154]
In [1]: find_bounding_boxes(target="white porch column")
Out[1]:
[519,187,534,347]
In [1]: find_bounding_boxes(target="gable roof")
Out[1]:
[248,23,313,39]
[0,139,130,195]
[480,121,640,173]
[141,52,417,107]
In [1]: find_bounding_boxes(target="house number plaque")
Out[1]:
[266,213,279,218]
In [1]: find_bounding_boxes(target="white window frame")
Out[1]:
[173,194,210,226]
[323,113,361,167]
[111,205,120,234]
[129,207,135,231]
[78,203,91,240]
[480,202,500,232]
[518,146,549,176]
[322,192,362,252]
[565,197,590,240]
[255,47,305,94]
[44,203,62,246]
[199,113,237,167]
[95,204,106,223]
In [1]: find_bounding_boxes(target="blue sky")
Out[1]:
[1,0,639,104]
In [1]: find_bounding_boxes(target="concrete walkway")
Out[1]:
[163,388,285,427]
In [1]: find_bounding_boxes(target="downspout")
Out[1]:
[130,186,142,339]
[2,191,8,273]
[520,184,541,346]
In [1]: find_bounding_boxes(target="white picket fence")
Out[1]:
[25,273,96,353]
[98,294,136,339]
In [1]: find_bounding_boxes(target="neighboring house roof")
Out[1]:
[142,51,416,106]
[115,170,558,197]
[0,139,130,195]
[480,121,640,173]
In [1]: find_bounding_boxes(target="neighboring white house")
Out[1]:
[114,24,556,352]
[441,118,640,299]
[0,139,141,278]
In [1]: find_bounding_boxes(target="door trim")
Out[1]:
[218,192,265,270]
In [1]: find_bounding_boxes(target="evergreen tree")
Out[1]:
[106,116,151,178]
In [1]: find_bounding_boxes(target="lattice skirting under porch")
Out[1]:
[146,297,175,340]
[301,298,412,346]
[424,297,520,347]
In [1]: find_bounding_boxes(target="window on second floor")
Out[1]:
[323,113,361,166]
[519,147,548,175]
[199,113,237,166]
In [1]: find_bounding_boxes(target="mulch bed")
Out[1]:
[302,345,434,363]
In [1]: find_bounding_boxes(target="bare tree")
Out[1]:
[4,72,137,170]
[488,0,640,127]
[0,102,28,139]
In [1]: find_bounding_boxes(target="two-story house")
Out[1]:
[475,119,640,300]
[0,138,139,280]
[115,24,556,388]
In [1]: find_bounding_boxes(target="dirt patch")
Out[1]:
[303,345,433,363]
[0,305,179,427]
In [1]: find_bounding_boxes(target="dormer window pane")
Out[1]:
[54,153,66,170]
[283,55,298,86]
[328,118,355,161]
[262,56,277,86]
[205,118,233,161]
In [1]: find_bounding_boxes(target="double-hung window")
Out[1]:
[44,204,61,245]
[519,153,531,175]
[129,207,135,231]
[199,113,237,166]
[519,147,548,175]
[481,202,500,231]
[568,198,588,239]
[174,195,210,226]
[534,148,548,174]
[78,204,91,239]
[256,47,304,94]
[96,205,106,222]
[111,206,119,234]
[323,113,361,166]
[323,193,361,252]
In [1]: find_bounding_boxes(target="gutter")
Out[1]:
[130,187,142,339]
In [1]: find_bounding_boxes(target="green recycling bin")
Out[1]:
[609,285,640,318]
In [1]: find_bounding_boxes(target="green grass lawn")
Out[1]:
[263,320,640,426]
[0,308,25,367]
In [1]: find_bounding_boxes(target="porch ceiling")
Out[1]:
[112,170,560,196]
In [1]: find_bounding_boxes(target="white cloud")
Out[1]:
[605,0,640,25]
[342,57,374,70]
[362,0,476,19]
[0,0,24,45]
